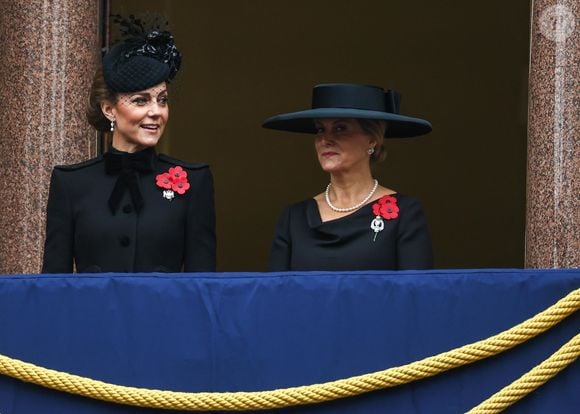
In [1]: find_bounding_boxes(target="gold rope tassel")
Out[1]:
[466,333,580,414]
[0,289,578,411]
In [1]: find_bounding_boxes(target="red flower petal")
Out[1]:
[379,203,399,220]
[380,204,399,214]
[380,195,397,205]
[172,180,190,194]
[169,166,188,180]
[156,173,173,189]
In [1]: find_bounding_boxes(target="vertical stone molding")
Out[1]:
[0,0,100,273]
[526,0,579,268]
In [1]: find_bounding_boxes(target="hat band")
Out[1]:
[311,85,401,114]
[311,84,384,111]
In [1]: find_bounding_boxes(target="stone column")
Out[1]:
[526,1,579,268]
[0,0,100,274]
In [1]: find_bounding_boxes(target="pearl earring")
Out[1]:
[110,119,115,132]
[367,147,375,155]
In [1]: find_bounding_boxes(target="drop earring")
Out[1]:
[110,119,115,132]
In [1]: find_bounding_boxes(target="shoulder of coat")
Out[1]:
[158,153,209,170]
[53,156,103,171]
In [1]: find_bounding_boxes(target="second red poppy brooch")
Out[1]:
[156,166,190,200]
[370,195,399,241]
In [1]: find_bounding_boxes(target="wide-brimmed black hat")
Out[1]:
[103,26,181,93]
[262,83,431,138]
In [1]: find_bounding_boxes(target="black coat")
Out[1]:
[42,151,216,273]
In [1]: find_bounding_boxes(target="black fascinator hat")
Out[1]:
[103,15,182,93]
[262,83,431,138]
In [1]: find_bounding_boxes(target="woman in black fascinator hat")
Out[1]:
[42,16,216,273]
[264,83,433,271]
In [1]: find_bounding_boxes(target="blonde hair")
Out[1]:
[358,119,387,163]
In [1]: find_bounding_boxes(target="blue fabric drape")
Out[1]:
[0,269,578,413]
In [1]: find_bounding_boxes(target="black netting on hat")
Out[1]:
[103,15,182,93]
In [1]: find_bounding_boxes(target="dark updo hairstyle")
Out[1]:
[86,69,118,132]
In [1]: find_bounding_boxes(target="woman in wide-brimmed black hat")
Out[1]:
[264,83,433,271]
[42,17,216,273]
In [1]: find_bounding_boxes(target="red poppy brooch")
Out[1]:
[155,166,190,200]
[371,195,399,241]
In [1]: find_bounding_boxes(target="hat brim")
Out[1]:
[262,108,432,138]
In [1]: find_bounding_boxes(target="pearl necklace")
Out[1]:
[325,179,379,212]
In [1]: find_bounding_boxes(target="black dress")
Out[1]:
[42,148,216,273]
[269,194,432,271]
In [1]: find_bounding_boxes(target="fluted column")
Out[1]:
[0,0,100,273]
[526,1,579,268]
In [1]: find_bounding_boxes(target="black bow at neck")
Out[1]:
[103,147,156,214]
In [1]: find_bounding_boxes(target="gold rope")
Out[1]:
[466,333,580,413]
[0,288,577,411]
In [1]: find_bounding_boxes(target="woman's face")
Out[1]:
[104,82,169,153]
[314,118,375,174]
